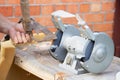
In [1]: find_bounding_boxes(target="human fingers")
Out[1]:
[13,36,19,44]
[21,33,27,43]
[25,34,30,42]
[8,28,18,43]
[16,31,23,43]
[10,33,18,44]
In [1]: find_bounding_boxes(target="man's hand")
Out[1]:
[0,14,30,44]
[8,23,30,44]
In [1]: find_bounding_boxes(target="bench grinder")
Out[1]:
[50,10,114,74]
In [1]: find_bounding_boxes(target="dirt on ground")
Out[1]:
[6,63,42,80]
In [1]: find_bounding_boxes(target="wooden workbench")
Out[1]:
[14,42,120,80]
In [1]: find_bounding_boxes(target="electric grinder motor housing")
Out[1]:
[49,10,114,74]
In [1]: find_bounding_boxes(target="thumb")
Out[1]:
[8,28,18,43]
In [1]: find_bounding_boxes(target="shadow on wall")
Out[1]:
[113,0,120,57]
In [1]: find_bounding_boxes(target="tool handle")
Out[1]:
[20,0,31,33]
[20,0,30,22]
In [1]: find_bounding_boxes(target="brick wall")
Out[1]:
[0,0,116,54]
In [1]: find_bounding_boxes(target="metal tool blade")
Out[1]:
[30,19,56,41]
[20,0,56,42]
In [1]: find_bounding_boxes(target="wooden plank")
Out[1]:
[0,41,15,80]
[14,42,120,80]
[14,41,71,80]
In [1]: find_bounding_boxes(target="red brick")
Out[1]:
[15,6,40,16]
[0,6,13,17]
[86,0,101,2]
[0,0,5,4]
[87,23,93,30]
[41,5,54,15]
[8,18,20,22]
[102,0,115,2]
[15,6,21,16]
[67,4,78,13]
[6,0,34,4]
[54,4,66,11]
[35,16,53,26]
[36,16,77,27]
[102,2,115,11]
[62,17,77,24]
[93,23,113,32]
[7,0,20,4]
[29,0,35,4]
[30,6,40,16]
[84,13,104,23]
[105,31,113,38]
[48,28,57,32]
[61,0,84,3]
[91,3,101,12]
[106,12,114,21]
[8,0,34,4]
[80,4,90,13]
[35,0,60,4]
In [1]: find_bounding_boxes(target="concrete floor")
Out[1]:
[6,63,42,80]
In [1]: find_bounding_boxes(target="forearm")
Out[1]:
[0,14,15,34]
